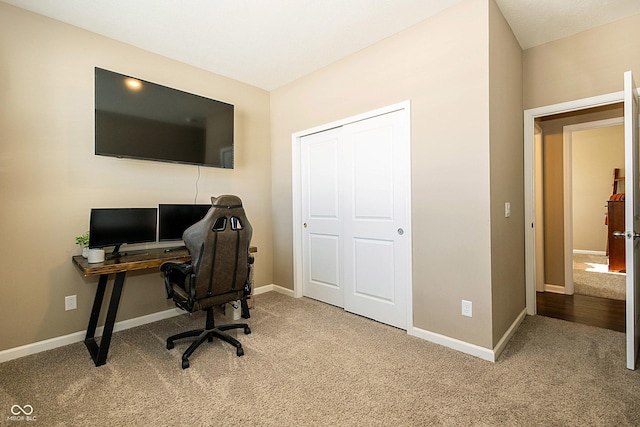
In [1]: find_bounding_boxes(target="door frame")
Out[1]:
[524,92,625,315]
[291,100,413,331]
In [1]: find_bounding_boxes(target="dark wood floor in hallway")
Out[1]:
[536,291,625,333]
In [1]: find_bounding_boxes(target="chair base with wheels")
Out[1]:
[167,300,251,369]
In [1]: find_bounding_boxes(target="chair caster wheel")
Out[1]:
[244,326,251,335]
[182,359,190,369]
[167,341,174,350]
[237,347,244,357]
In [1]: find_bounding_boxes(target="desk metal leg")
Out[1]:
[84,271,127,367]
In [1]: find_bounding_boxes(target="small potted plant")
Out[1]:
[75,231,90,258]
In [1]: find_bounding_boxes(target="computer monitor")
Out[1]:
[89,208,158,258]
[158,204,211,242]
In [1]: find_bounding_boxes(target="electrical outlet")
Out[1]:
[65,295,77,311]
[461,300,472,317]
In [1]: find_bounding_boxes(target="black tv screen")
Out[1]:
[94,67,234,168]
[89,208,158,250]
[158,204,211,241]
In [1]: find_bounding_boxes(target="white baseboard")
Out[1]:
[573,249,606,256]
[0,307,183,364]
[493,308,527,361]
[0,288,292,364]
[263,285,527,363]
[544,284,566,294]
[254,284,294,297]
[411,326,496,362]
[411,308,527,363]
[2,287,524,366]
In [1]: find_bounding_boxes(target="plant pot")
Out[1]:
[88,248,105,264]
[82,246,90,258]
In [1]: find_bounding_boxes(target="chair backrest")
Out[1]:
[183,195,253,300]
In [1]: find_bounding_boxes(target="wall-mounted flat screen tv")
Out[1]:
[95,67,234,168]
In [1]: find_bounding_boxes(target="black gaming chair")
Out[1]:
[161,195,253,369]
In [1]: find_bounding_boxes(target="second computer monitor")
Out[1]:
[158,204,211,241]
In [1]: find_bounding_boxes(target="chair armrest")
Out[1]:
[160,262,193,299]
[244,256,255,296]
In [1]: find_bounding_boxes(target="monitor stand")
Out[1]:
[105,245,127,261]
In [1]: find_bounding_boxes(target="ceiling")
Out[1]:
[3,0,640,90]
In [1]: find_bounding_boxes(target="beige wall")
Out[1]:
[523,13,640,109]
[488,0,525,347]
[541,125,566,286]
[572,125,624,252]
[271,0,522,349]
[0,3,273,351]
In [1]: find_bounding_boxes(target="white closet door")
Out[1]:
[342,110,410,329]
[300,108,411,330]
[301,127,344,307]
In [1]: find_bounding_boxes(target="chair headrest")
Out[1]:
[211,195,243,209]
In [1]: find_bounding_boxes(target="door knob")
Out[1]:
[397,228,404,235]
[613,230,640,239]
[303,223,308,228]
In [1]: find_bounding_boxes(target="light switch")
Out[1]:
[505,202,511,218]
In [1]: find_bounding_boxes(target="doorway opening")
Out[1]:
[526,98,626,332]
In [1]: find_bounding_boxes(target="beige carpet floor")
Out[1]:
[573,253,626,300]
[1,291,640,426]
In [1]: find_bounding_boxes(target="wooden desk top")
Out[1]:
[72,246,257,277]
